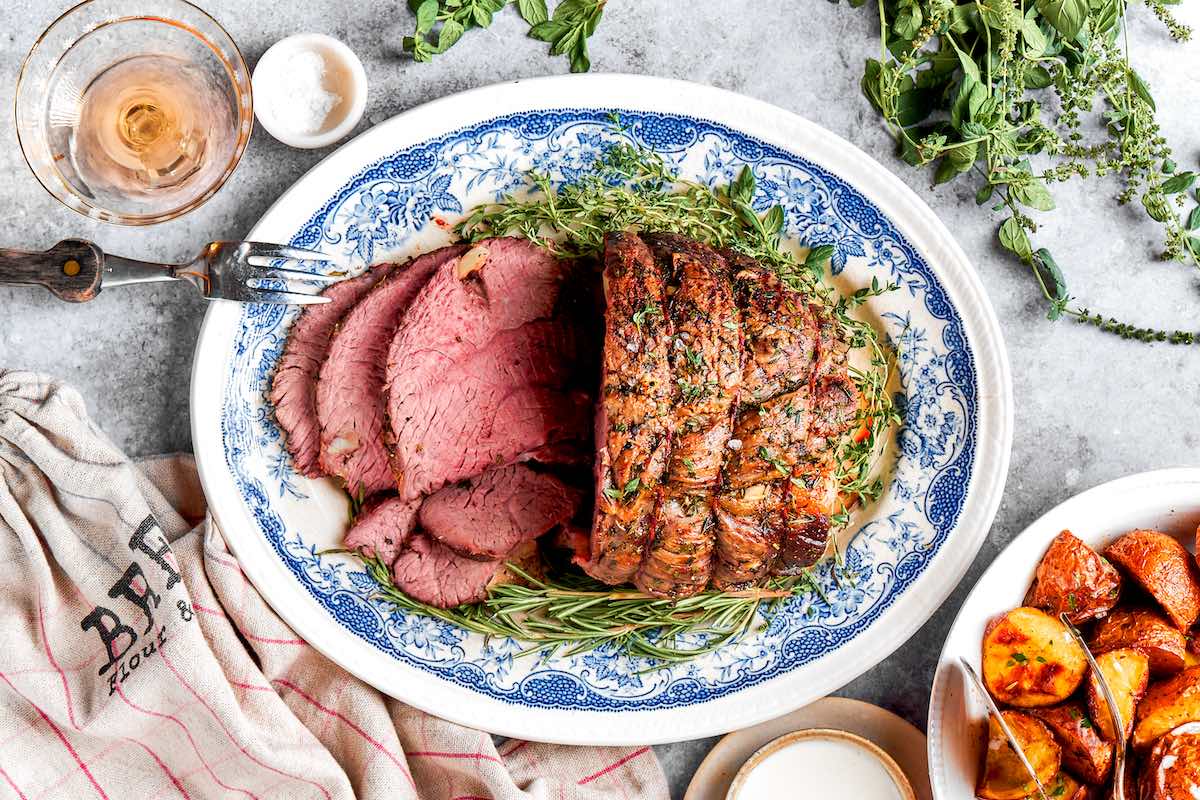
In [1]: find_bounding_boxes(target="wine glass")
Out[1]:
[14,0,253,226]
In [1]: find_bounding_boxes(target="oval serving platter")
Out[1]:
[191,74,1012,744]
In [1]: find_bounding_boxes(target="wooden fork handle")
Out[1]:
[0,239,103,302]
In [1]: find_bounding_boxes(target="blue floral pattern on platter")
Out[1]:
[220,109,976,711]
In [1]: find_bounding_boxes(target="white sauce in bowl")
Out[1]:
[728,730,910,799]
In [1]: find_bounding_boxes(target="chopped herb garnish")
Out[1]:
[602,476,641,503]
[632,301,661,332]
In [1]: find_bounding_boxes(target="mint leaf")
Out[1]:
[517,0,549,24]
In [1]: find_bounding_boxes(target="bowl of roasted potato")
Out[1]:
[928,467,1200,800]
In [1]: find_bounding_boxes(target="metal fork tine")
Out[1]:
[245,277,329,295]
[243,254,347,274]
[245,289,332,306]
[245,243,346,267]
[247,262,343,283]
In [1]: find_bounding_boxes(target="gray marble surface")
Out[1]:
[2,1,1199,797]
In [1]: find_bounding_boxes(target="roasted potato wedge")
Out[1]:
[1025,530,1123,624]
[983,607,1088,707]
[977,711,1062,800]
[1028,703,1113,785]
[1105,530,1200,630]
[1090,606,1187,676]
[1019,772,1090,800]
[1086,647,1150,742]
[1139,721,1200,799]
[1133,665,1200,750]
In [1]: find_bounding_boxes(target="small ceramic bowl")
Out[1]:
[726,728,916,800]
[251,33,367,149]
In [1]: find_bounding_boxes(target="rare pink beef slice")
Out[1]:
[420,464,582,560]
[385,238,589,501]
[269,264,394,476]
[316,245,466,495]
[390,532,504,608]
[343,495,421,565]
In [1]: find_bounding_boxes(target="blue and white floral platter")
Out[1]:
[191,75,1012,744]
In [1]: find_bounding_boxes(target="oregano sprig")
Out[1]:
[846,0,1199,344]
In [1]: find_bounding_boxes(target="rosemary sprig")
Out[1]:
[362,553,818,661]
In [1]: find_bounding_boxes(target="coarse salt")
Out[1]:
[267,49,341,135]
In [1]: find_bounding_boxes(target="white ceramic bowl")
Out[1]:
[728,728,916,800]
[926,467,1200,799]
[251,33,367,149]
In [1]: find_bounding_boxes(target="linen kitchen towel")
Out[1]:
[0,371,668,799]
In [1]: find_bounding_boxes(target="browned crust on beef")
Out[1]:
[269,265,393,476]
[583,232,674,585]
[712,256,842,589]
[723,251,820,404]
[633,235,741,598]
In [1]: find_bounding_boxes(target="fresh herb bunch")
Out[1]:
[403,0,606,72]
[341,124,899,661]
[849,0,1198,343]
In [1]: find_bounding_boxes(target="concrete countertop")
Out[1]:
[2,1,1198,796]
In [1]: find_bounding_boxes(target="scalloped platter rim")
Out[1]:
[190,73,1013,744]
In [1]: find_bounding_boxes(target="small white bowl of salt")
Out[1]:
[252,33,367,149]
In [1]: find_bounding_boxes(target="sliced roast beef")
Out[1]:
[343,495,420,565]
[420,464,582,560]
[633,234,741,598]
[390,322,590,500]
[385,238,588,500]
[316,246,466,495]
[391,533,540,609]
[270,265,394,476]
[583,232,673,585]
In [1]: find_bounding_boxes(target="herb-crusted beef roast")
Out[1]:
[385,238,590,501]
[773,321,859,575]
[582,232,674,585]
[710,262,821,589]
[633,234,741,598]
[270,264,394,477]
[316,246,465,496]
[420,464,582,561]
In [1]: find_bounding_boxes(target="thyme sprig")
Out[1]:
[847,0,1198,343]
